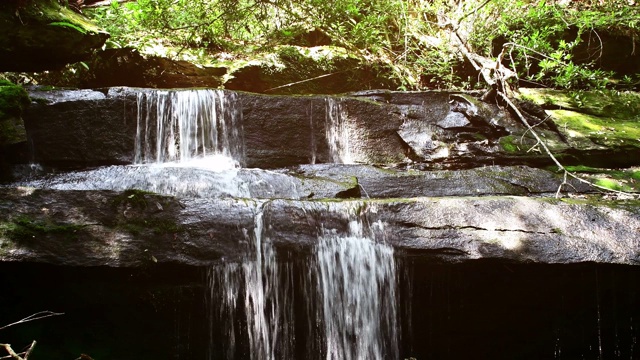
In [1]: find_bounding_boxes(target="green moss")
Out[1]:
[559,166,640,192]
[0,80,30,120]
[14,0,104,35]
[549,109,640,149]
[594,178,628,191]
[2,216,86,242]
[499,135,521,153]
[518,88,640,119]
[0,79,29,146]
[563,165,600,173]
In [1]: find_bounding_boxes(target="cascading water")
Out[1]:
[135,89,244,169]
[325,98,353,164]
[206,202,399,360]
[206,203,295,360]
[22,89,253,197]
[315,217,399,360]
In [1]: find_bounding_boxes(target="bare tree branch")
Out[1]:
[83,0,135,8]
[442,16,639,199]
[0,311,64,331]
[0,341,35,360]
[264,71,344,92]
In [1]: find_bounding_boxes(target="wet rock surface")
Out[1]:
[23,87,640,170]
[4,86,640,267]
[1,187,639,266]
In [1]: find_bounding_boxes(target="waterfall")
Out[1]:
[315,218,398,360]
[206,203,294,360]
[325,98,353,164]
[135,89,244,169]
[206,203,399,360]
[309,100,317,164]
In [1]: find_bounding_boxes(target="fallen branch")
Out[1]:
[82,0,135,8]
[0,311,64,331]
[442,16,639,199]
[0,341,36,360]
[1,312,63,360]
[264,71,344,92]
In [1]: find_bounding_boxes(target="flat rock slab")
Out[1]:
[292,164,594,198]
[1,188,638,266]
[15,164,594,200]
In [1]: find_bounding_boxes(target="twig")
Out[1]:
[456,0,494,25]
[444,18,638,199]
[0,341,35,360]
[263,71,344,92]
[83,0,134,8]
[0,311,64,331]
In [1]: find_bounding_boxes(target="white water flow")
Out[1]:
[325,98,353,164]
[316,218,399,360]
[135,89,243,170]
[205,204,399,360]
[206,205,293,360]
[310,100,317,164]
[26,89,250,197]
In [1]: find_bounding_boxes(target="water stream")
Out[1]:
[135,89,244,168]
[205,204,399,360]
[325,98,353,164]
[315,219,398,360]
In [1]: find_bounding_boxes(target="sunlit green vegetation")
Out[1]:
[84,0,640,90]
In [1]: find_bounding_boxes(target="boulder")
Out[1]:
[0,0,109,71]
[80,48,227,88]
[224,46,399,94]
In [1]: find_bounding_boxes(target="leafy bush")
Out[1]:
[83,0,640,91]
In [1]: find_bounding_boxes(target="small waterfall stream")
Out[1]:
[325,98,353,164]
[206,203,293,360]
[22,89,253,197]
[135,89,244,168]
[315,219,398,360]
[205,202,399,360]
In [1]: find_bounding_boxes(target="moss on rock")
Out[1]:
[1,215,86,242]
[549,109,640,149]
[515,88,640,158]
[224,45,399,94]
[559,166,640,193]
[0,79,29,146]
[518,88,640,119]
[0,0,109,71]
[0,79,30,119]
